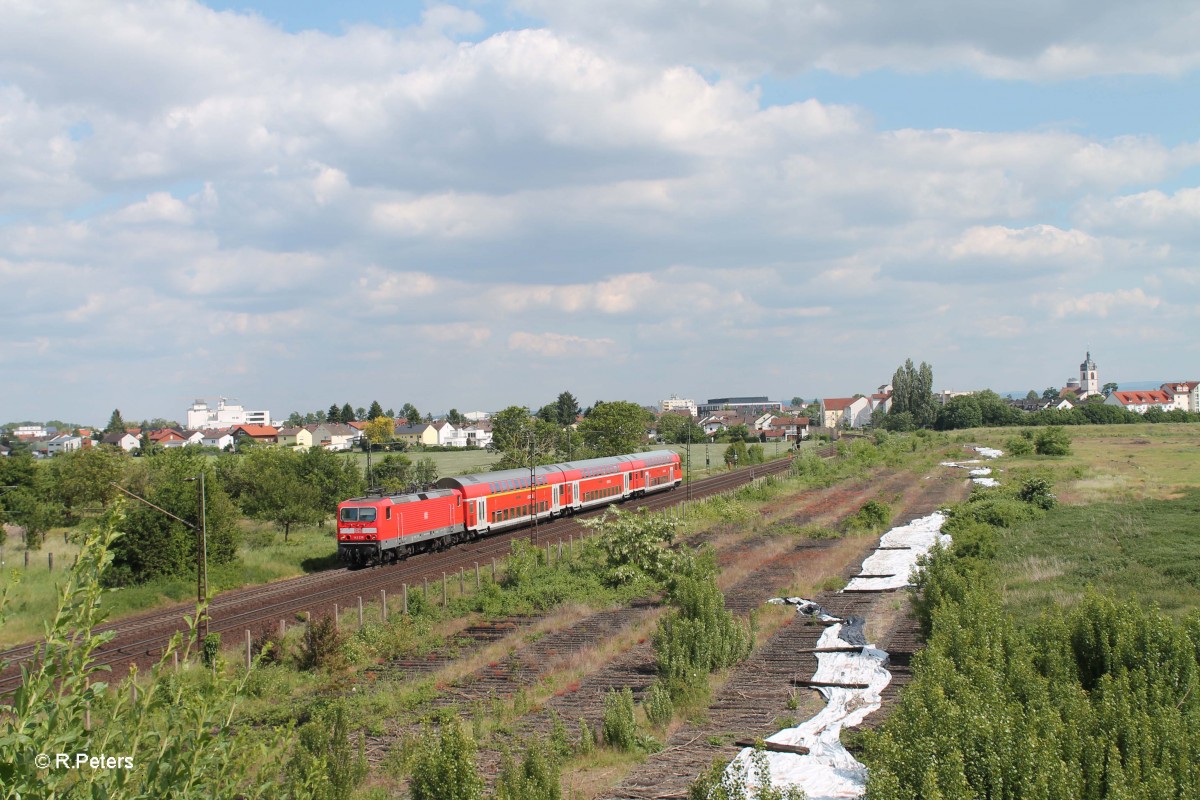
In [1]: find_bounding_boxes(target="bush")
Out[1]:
[577,717,595,755]
[494,740,561,800]
[845,499,891,533]
[409,719,484,800]
[1034,426,1072,456]
[688,748,808,800]
[1004,436,1033,456]
[602,688,639,752]
[643,681,675,727]
[1017,477,1058,510]
[298,614,347,672]
[202,632,221,668]
[284,701,367,800]
[656,568,752,705]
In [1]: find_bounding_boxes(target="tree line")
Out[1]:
[0,444,363,585]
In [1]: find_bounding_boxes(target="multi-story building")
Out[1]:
[186,398,270,430]
[696,396,783,416]
[660,394,698,417]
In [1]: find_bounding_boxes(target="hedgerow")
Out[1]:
[864,479,1200,799]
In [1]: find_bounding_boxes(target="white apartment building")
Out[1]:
[186,398,270,430]
[660,394,698,417]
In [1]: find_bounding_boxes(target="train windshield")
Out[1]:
[339,506,377,522]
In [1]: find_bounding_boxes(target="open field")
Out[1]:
[960,423,1200,617]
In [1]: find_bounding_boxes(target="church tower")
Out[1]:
[1080,351,1098,396]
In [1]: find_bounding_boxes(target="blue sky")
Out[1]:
[1,0,1198,424]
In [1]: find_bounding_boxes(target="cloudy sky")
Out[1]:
[3,0,1198,424]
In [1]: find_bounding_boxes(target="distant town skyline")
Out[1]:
[2,1,1197,423]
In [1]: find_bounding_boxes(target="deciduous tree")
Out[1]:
[577,401,651,456]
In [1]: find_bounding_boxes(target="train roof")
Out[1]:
[342,489,456,505]
[436,463,560,490]
[434,450,679,492]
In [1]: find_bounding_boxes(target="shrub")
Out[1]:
[688,748,808,800]
[202,632,221,668]
[284,701,367,800]
[656,569,752,704]
[1034,426,1072,456]
[409,719,484,800]
[643,681,675,727]
[1017,477,1058,510]
[601,688,639,752]
[1004,435,1033,456]
[298,614,347,672]
[494,740,561,800]
[582,507,678,586]
[577,717,595,755]
[845,499,891,533]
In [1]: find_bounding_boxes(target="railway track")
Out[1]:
[0,449,815,695]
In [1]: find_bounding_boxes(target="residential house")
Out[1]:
[460,421,492,449]
[393,423,438,448]
[148,429,186,448]
[1105,390,1176,414]
[768,416,810,441]
[102,432,140,452]
[277,426,314,450]
[47,433,83,455]
[180,430,205,446]
[230,425,279,446]
[820,397,871,429]
[201,429,235,450]
[432,420,458,447]
[310,423,359,451]
[1161,382,1200,412]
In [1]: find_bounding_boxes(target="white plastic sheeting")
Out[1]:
[844,512,950,591]
[727,623,891,799]
[724,451,1000,797]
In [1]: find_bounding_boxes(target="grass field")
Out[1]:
[959,423,1200,617]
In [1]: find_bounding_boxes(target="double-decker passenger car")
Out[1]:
[336,449,681,566]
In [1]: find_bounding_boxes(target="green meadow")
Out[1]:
[966,423,1200,617]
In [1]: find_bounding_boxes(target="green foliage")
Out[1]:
[298,614,347,673]
[582,507,678,586]
[601,688,639,752]
[105,408,127,434]
[577,717,595,755]
[655,564,752,705]
[202,631,222,668]
[890,359,935,428]
[0,502,284,799]
[284,701,367,800]
[578,400,653,457]
[724,440,748,467]
[643,681,675,727]
[936,395,982,431]
[869,476,1200,800]
[1004,435,1034,456]
[108,449,240,586]
[689,748,808,800]
[489,406,564,469]
[1035,425,1072,456]
[408,719,484,800]
[844,499,891,533]
[1016,477,1058,510]
[494,740,561,800]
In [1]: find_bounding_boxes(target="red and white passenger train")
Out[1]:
[336,450,682,566]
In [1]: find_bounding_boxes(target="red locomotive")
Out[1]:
[336,449,681,566]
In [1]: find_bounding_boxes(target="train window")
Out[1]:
[386,507,392,520]
[339,507,377,522]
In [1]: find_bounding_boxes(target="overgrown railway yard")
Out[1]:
[13,424,1200,799]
